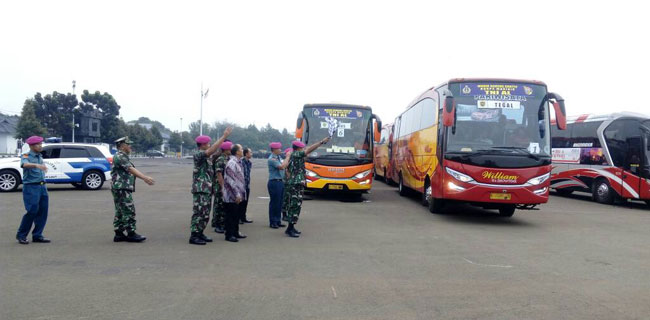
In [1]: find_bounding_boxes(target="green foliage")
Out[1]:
[32,91,79,137]
[80,90,122,143]
[15,99,47,139]
[186,120,295,152]
[168,132,182,152]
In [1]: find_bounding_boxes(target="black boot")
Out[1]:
[214,225,225,234]
[285,223,299,238]
[189,233,207,245]
[126,231,146,243]
[198,232,212,242]
[293,225,301,235]
[114,230,128,242]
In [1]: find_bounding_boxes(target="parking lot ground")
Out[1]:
[1,158,649,320]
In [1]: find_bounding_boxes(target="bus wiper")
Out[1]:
[488,146,541,161]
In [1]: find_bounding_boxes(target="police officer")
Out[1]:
[15,136,50,245]
[285,137,330,238]
[111,137,155,243]
[190,128,232,245]
[211,141,232,233]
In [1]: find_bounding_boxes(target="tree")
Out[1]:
[80,90,121,143]
[32,91,78,137]
[169,132,182,152]
[15,99,47,140]
[181,131,196,152]
[150,126,163,150]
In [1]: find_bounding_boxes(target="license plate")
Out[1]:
[328,184,344,190]
[490,193,511,200]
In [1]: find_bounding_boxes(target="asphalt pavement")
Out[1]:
[1,158,649,320]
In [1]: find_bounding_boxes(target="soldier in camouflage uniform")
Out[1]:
[211,141,232,234]
[285,137,330,238]
[280,148,292,222]
[111,137,155,243]
[190,128,232,245]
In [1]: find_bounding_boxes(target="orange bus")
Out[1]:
[389,78,567,217]
[373,123,393,181]
[295,104,382,194]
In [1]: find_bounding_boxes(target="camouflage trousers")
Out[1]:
[112,189,136,232]
[191,193,212,233]
[281,184,290,221]
[286,183,305,224]
[211,191,225,228]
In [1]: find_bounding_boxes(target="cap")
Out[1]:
[220,141,233,150]
[269,142,282,149]
[195,135,211,144]
[114,136,134,145]
[292,140,306,148]
[25,136,44,145]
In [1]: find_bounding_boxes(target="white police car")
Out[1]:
[0,143,112,192]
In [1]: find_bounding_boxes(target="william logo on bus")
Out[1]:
[482,171,518,184]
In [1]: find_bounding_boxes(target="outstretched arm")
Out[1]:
[206,127,233,157]
[128,167,155,185]
[305,136,330,155]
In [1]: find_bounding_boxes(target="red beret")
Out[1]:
[292,140,306,148]
[220,141,233,150]
[26,136,44,145]
[269,142,282,149]
[195,135,211,144]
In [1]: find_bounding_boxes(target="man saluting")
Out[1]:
[285,136,330,238]
[111,137,156,243]
[190,127,232,245]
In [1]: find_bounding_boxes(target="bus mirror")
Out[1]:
[547,93,566,130]
[373,114,382,143]
[295,113,305,139]
[443,96,456,127]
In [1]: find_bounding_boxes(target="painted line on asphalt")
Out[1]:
[463,258,513,268]
[331,286,337,299]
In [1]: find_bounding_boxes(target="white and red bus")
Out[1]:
[390,78,567,217]
[550,113,650,205]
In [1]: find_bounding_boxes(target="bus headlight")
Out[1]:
[526,173,550,186]
[445,167,474,183]
[354,170,372,180]
[306,170,318,178]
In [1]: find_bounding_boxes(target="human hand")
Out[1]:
[144,176,155,186]
[236,196,242,204]
[223,127,233,138]
[321,136,331,144]
[38,164,48,172]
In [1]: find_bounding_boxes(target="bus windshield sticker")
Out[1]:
[327,146,355,154]
[528,142,541,154]
[477,100,521,110]
[460,83,534,102]
[312,108,363,119]
[337,127,345,137]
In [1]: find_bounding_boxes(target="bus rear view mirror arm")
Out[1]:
[547,92,567,130]
[372,114,382,143]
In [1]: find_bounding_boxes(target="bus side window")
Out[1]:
[605,119,641,170]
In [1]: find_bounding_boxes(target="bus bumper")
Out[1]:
[306,178,372,192]
[442,181,549,205]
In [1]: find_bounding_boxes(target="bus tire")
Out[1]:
[645,200,650,208]
[398,174,408,197]
[498,206,516,217]
[592,179,614,204]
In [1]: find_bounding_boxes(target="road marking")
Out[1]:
[331,286,337,299]
[463,258,512,268]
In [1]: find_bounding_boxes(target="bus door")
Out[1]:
[605,119,642,199]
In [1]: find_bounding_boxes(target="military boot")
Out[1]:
[198,232,213,242]
[293,226,301,235]
[189,233,207,245]
[126,232,147,243]
[285,223,299,238]
[114,230,128,242]
[214,225,225,234]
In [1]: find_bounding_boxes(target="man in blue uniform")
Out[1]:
[16,136,50,245]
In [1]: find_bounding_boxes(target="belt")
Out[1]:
[25,181,46,185]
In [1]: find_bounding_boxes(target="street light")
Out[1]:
[200,83,209,135]
[180,117,183,157]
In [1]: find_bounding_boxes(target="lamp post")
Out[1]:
[200,83,209,135]
[180,117,183,157]
[72,80,76,143]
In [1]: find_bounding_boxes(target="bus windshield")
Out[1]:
[303,106,373,160]
[446,82,551,157]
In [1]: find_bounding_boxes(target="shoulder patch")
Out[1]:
[22,154,29,158]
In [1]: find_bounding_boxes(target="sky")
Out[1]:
[1,0,649,133]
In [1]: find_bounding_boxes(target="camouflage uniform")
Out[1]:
[281,180,290,221]
[211,153,228,228]
[191,150,214,233]
[111,151,137,232]
[286,150,306,224]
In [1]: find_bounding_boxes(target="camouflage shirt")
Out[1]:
[213,153,228,194]
[192,150,214,194]
[111,151,135,191]
[286,150,306,185]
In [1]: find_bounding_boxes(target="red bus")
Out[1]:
[390,78,567,217]
[550,113,650,206]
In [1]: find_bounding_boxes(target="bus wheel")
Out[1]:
[645,200,650,208]
[398,175,408,196]
[498,206,516,217]
[426,186,444,214]
[592,179,614,204]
